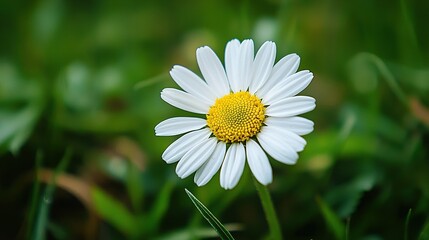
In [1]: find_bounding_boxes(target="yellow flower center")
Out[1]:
[207,91,266,143]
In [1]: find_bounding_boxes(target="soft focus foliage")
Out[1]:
[0,0,428,239]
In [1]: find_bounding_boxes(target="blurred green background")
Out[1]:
[1,0,428,239]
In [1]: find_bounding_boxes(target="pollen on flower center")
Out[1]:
[207,91,265,143]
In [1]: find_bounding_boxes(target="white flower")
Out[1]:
[155,39,315,190]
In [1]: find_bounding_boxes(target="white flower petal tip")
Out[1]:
[169,65,216,103]
[196,46,230,97]
[264,117,314,136]
[257,127,299,164]
[194,142,226,186]
[256,53,301,97]
[220,143,246,190]
[246,139,272,185]
[237,40,255,91]
[266,96,316,118]
[225,39,242,93]
[161,128,211,164]
[161,88,210,114]
[154,117,207,136]
[175,137,218,179]
[249,41,276,93]
[262,70,313,105]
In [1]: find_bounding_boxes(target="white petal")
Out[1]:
[262,70,313,105]
[220,143,246,190]
[161,88,211,114]
[246,139,272,185]
[194,141,226,186]
[162,128,211,164]
[225,39,241,93]
[260,125,307,152]
[237,40,254,91]
[264,116,314,135]
[196,46,230,97]
[155,117,206,136]
[266,96,316,117]
[257,53,300,98]
[170,65,216,104]
[176,137,218,178]
[257,127,298,164]
[249,41,276,94]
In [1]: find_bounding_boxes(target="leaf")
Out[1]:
[32,149,72,240]
[0,63,44,154]
[0,105,41,154]
[126,161,144,213]
[144,181,174,233]
[316,196,345,240]
[324,168,377,218]
[185,189,235,240]
[404,209,412,240]
[27,151,43,240]
[418,221,429,240]
[91,187,139,237]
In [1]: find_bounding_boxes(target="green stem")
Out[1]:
[253,178,283,240]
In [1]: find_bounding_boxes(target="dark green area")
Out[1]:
[0,0,428,239]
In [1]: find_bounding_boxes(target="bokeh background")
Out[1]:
[1,0,428,239]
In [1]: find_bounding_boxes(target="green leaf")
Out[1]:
[32,149,72,240]
[324,167,378,218]
[404,209,412,240]
[144,181,174,233]
[0,105,41,154]
[126,162,144,213]
[0,63,44,154]
[27,151,43,240]
[316,196,345,240]
[91,187,139,237]
[185,189,235,240]
[418,221,429,240]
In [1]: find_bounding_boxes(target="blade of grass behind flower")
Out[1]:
[418,220,429,240]
[404,209,412,240]
[126,161,144,213]
[32,149,72,240]
[345,217,351,240]
[26,150,43,239]
[143,180,174,233]
[134,73,170,90]
[185,189,235,240]
[91,187,139,237]
[316,196,345,240]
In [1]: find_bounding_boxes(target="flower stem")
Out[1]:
[253,178,283,240]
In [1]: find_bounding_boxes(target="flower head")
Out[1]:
[155,39,315,189]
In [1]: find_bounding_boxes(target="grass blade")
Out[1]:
[91,187,138,237]
[26,150,43,239]
[185,189,235,240]
[404,208,412,240]
[345,217,351,240]
[32,149,72,240]
[316,196,345,240]
[144,181,174,233]
[418,220,429,240]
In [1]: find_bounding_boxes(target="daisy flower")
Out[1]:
[155,39,315,189]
